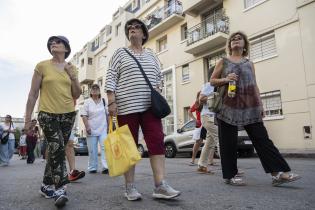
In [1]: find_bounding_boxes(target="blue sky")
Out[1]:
[0,0,128,118]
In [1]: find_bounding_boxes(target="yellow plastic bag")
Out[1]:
[104,117,141,177]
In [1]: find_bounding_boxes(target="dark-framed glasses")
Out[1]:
[48,39,63,45]
[231,36,243,41]
[127,24,142,30]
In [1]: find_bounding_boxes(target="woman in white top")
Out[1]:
[81,84,109,174]
[0,115,16,166]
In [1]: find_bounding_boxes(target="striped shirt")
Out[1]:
[105,47,162,115]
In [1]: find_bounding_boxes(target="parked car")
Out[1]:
[74,137,88,156]
[163,120,254,158]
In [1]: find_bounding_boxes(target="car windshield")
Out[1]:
[182,120,196,132]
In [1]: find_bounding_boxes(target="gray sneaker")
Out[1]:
[124,183,142,201]
[152,180,181,199]
[224,177,246,186]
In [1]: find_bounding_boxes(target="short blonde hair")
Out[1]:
[226,31,250,57]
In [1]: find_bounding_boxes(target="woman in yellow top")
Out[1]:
[24,36,81,207]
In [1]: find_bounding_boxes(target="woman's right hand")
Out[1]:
[108,103,117,117]
[86,127,92,135]
[226,73,238,81]
[24,121,31,132]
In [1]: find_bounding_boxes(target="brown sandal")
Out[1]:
[197,166,214,174]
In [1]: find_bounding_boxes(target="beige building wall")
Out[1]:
[224,0,315,150]
[70,0,315,151]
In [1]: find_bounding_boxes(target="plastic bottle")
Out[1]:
[228,80,236,98]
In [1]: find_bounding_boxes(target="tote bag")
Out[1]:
[104,117,141,177]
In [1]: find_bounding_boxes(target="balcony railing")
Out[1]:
[144,0,183,30]
[187,9,229,46]
[82,90,90,99]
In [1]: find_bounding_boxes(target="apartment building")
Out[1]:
[71,0,315,151]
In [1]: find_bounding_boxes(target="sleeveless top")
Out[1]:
[216,57,263,126]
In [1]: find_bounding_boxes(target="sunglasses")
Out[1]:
[48,39,63,45]
[127,24,142,30]
[231,36,243,41]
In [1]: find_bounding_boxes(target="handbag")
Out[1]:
[123,48,171,118]
[1,122,11,145]
[207,59,227,113]
[104,117,141,177]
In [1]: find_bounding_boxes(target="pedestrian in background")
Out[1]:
[197,83,218,174]
[66,126,86,181]
[26,120,38,164]
[0,115,16,166]
[81,84,109,174]
[24,35,81,207]
[188,91,203,166]
[106,18,180,201]
[210,31,300,186]
[19,129,27,159]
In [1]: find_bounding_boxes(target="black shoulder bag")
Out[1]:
[1,122,11,145]
[123,48,171,119]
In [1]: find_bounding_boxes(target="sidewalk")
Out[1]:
[279,149,315,158]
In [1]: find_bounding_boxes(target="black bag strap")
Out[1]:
[123,48,154,92]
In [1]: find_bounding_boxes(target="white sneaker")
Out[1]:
[152,180,181,199]
[124,183,142,201]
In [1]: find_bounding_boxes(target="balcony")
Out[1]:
[144,0,184,38]
[78,67,94,84]
[82,90,90,100]
[78,58,95,84]
[183,0,221,17]
[185,11,229,55]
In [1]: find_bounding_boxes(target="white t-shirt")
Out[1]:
[2,123,15,140]
[20,134,27,146]
[81,98,108,136]
[200,83,215,116]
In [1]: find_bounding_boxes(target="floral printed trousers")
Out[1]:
[38,111,76,189]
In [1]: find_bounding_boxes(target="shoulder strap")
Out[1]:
[123,48,154,91]
[102,98,107,114]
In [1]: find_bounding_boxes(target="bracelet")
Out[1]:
[108,101,116,106]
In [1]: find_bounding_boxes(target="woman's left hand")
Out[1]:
[64,62,77,80]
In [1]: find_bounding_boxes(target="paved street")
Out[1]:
[0,155,314,210]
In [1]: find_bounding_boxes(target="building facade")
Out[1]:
[71,0,315,151]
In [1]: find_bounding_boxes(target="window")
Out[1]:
[106,26,112,36]
[80,59,84,67]
[207,51,226,75]
[91,38,99,51]
[180,23,187,41]
[88,58,93,65]
[244,0,265,9]
[97,78,103,87]
[261,90,283,117]
[182,120,196,132]
[98,55,106,69]
[183,107,190,123]
[142,0,150,5]
[115,23,121,36]
[182,64,190,82]
[157,36,167,52]
[250,32,277,62]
